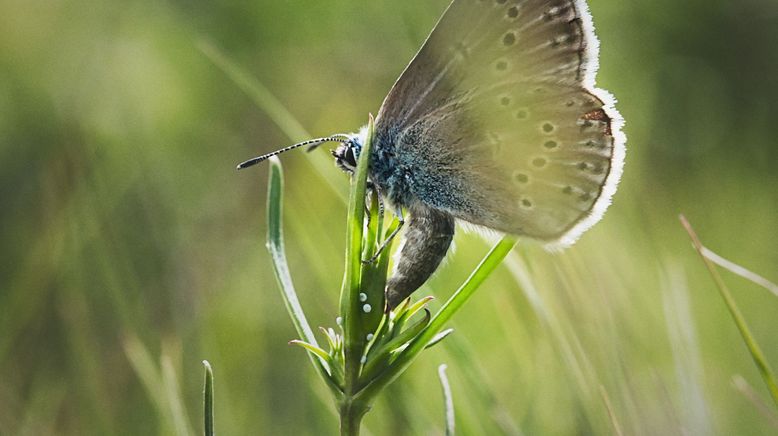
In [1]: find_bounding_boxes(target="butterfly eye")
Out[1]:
[346,146,357,166]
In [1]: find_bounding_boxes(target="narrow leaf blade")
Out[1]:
[203,361,214,436]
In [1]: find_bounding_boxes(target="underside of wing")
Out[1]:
[374,0,625,248]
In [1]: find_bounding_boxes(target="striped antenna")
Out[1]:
[237,135,352,170]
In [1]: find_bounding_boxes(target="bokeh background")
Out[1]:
[2,0,777,434]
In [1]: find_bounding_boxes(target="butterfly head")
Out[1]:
[331,126,368,175]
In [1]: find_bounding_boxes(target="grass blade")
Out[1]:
[161,355,194,436]
[203,361,214,436]
[266,157,339,392]
[124,336,194,436]
[732,375,778,429]
[700,247,778,298]
[438,364,455,436]
[599,385,624,436]
[266,157,318,347]
[680,215,778,407]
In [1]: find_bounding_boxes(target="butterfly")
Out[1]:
[239,0,626,308]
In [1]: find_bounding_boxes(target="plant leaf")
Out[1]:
[425,328,454,350]
[340,115,376,388]
[290,340,332,364]
[266,157,339,393]
[438,364,455,436]
[202,361,214,436]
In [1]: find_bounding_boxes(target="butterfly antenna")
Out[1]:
[237,135,352,170]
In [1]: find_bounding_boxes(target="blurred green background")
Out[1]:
[2,0,777,434]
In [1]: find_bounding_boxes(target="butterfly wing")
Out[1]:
[374,0,625,248]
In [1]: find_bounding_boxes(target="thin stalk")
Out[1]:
[438,364,455,436]
[339,401,369,436]
[680,215,778,407]
[202,361,214,436]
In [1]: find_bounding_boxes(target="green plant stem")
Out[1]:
[680,215,778,407]
[339,400,369,436]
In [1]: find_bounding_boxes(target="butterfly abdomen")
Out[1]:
[386,206,455,309]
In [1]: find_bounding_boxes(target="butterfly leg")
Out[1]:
[362,205,405,264]
[364,181,377,225]
[375,183,385,219]
[364,181,387,229]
